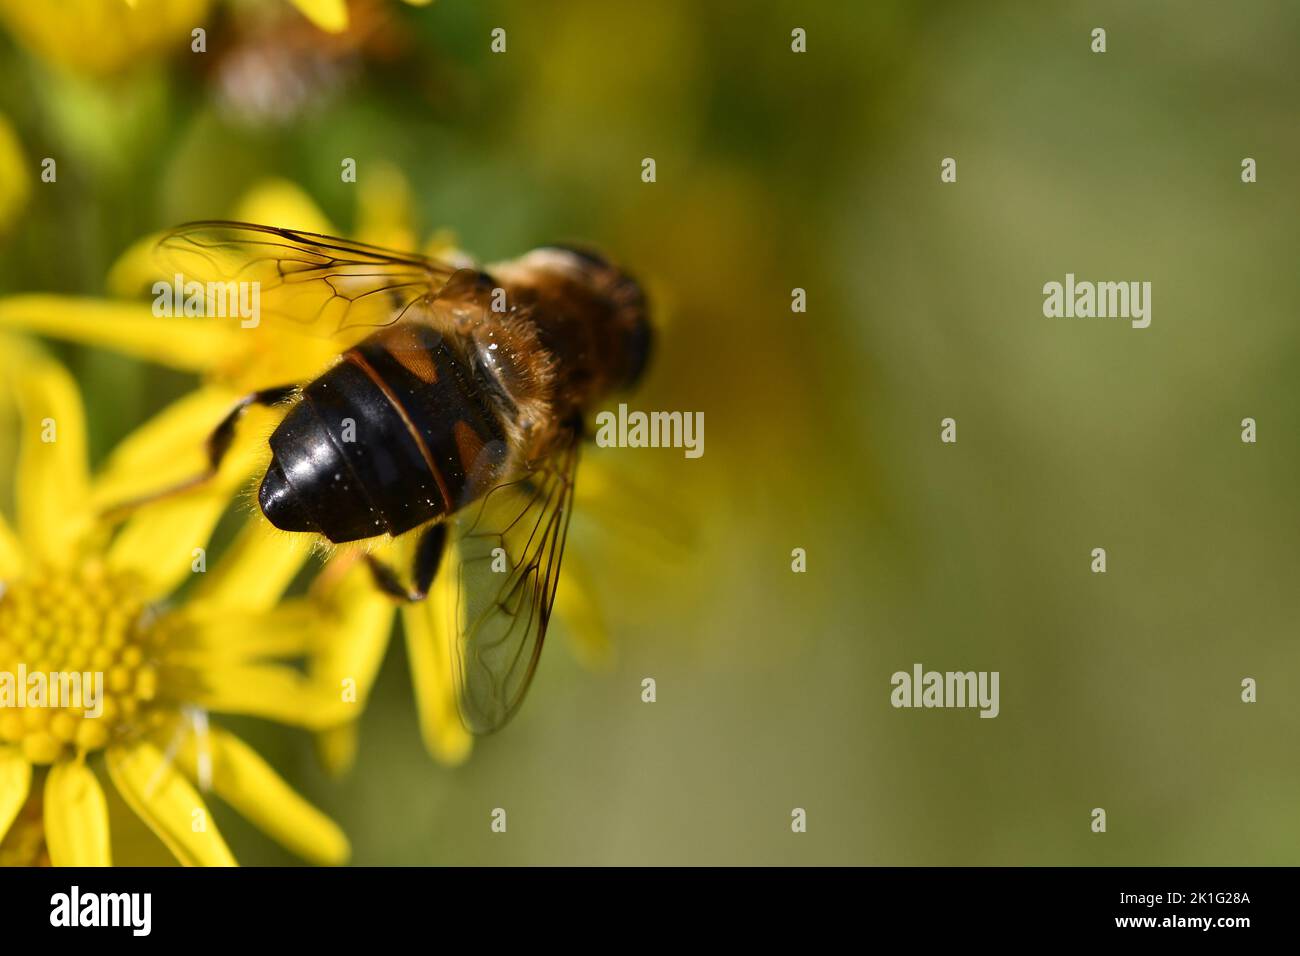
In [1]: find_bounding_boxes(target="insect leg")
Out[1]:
[365,522,447,602]
[100,384,298,520]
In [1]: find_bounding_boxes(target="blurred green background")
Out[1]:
[1,0,1298,864]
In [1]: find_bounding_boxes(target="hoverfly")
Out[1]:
[135,222,651,733]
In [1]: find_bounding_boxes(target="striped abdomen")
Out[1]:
[257,323,509,543]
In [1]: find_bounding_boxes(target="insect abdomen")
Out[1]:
[258,324,508,543]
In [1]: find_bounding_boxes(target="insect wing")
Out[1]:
[438,435,580,734]
[154,220,463,338]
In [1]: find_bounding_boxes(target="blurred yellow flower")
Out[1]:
[0,0,211,78]
[0,335,349,866]
[0,114,29,237]
[288,0,433,35]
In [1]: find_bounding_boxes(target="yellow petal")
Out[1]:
[0,113,31,236]
[7,341,90,564]
[0,746,31,844]
[314,559,396,706]
[286,0,348,32]
[177,598,323,661]
[178,727,348,865]
[0,510,23,580]
[107,487,231,598]
[186,664,351,729]
[102,398,280,597]
[88,385,242,509]
[191,518,311,614]
[105,231,166,299]
[0,295,240,373]
[43,761,111,866]
[309,561,396,773]
[575,448,694,558]
[423,228,468,263]
[402,598,472,766]
[551,555,611,670]
[314,724,357,777]
[105,742,235,867]
[231,178,337,233]
[354,163,417,252]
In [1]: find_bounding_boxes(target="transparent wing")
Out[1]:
[154,221,465,337]
[439,432,581,734]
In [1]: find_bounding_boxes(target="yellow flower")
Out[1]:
[0,0,212,78]
[288,0,433,35]
[0,113,29,238]
[0,335,349,865]
[0,171,641,771]
[0,0,430,74]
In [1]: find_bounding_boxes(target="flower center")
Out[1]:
[0,559,164,764]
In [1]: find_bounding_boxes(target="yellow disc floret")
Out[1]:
[0,559,164,765]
